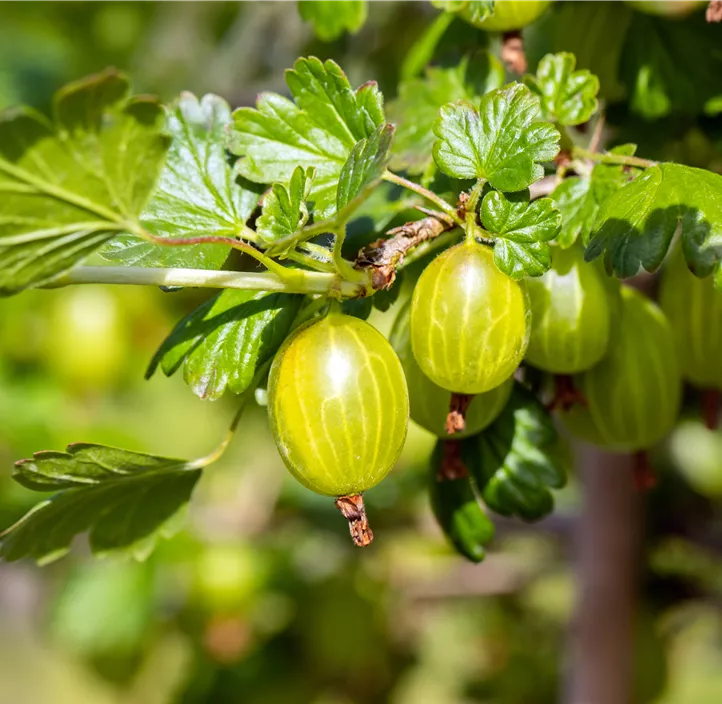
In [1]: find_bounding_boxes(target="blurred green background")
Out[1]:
[1,2,722,703]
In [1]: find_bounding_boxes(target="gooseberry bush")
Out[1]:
[2,0,722,564]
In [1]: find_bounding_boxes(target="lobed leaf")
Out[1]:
[0,69,169,296]
[257,166,315,246]
[104,92,261,270]
[481,190,561,279]
[229,57,386,219]
[462,383,567,522]
[298,0,368,42]
[585,163,722,280]
[336,123,395,213]
[389,52,504,175]
[1,444,201,564]
[552,145,638,249]
[524,52,599,126]
[147,289,302,401]
[432,84,560,191]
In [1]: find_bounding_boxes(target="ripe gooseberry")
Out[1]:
[267,311,409,545]
[390,301,512,439]
[659,246,722,390]
[525,245,612,374]
[562,287,681,451]
[410,240,530,395]
[461,0,553,31]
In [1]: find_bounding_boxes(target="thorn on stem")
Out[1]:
[633,451,656,492]
[438,440,468,481]
[446,393,474,435]
[335,494,373,547]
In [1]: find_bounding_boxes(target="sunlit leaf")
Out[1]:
[390,52,504,174]
[524,52,599,126]
[147,289,302,401]
[104,92,260,270]
[0,69,169,295]
[481,190,561,278]
[433,84,560,191]
[298,0,368,41]
[1,444,202,564]
[229,57,385,219]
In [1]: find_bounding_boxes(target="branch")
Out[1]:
[43,266,366,298]
[355,212,457,289]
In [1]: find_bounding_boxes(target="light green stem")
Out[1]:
[383,170,463,225]
[43,265,367,298]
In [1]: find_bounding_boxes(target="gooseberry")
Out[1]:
[659,246,722,389]
[390,301,512,439]
[562,286,681,451]
[462,0,553,31]
[267,311,409,543]
[525,245,612,374]
[410,241,530,395]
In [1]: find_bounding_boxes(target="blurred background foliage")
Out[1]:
[1,2,722,703]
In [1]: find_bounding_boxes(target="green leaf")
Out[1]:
[0,69,169,296]
[623,13,722,120]
[432,84,560,191]
[432,0,495,24]
[336,123,394,213]
[586,163,722,279]
[229,57,385,220]
[552,144,638,248]
[147,289,302,401]
[524,52,599,126]
[481,190,561,279]
[390,53,504,175]
[550,177,596,249]
[298,0,368,42]
[1,444,201,564]
[462,383,567,522]
[257,166,315,246]
[103,93,261,270]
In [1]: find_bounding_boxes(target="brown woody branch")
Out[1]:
[355,211,456,289]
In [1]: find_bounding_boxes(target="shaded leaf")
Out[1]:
[0,69,169,296]
[229,57,385,219]
[586,163,722,279]
[481,190,561,278]
[1,444,202,564]
[433,84,560,190]
[462,383,567,521]
[147,289,302,401]
[298,0,368,41]
[104,93,260,270]
[336,124,394,212]
[623,13,722,120]
[257,166,315,245]
[524,52,599,126]
[552,144,638,248]
[390,52,504,174]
